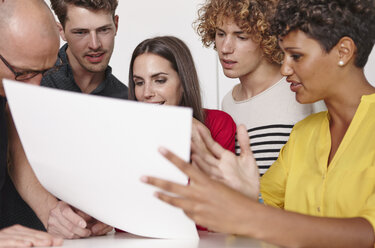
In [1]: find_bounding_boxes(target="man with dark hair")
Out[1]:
[51,0,118,28]
[41,0,127,99]
[0,0,62,246]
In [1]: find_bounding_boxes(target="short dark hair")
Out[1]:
[273,0,375,68]
[50,0,118,28]
[128,36,205,123]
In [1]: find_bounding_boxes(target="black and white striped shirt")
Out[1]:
[222,77,316,175]
[236,124,293,175]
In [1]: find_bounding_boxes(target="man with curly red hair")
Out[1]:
[195,0,316,175]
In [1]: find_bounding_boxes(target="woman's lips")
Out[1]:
[144,101,165,105]
[287,79,302,92]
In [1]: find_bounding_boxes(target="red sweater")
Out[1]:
[204,109,236,153]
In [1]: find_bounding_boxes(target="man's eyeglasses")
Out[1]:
[0,54,61,81]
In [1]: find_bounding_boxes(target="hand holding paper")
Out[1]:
[4,79,198,239]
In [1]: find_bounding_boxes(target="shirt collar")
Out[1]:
[58,43,112,85]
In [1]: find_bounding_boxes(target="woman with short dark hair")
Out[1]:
[144,1,375,247]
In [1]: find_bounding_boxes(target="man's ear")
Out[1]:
[335,37,356,67]
[114,15,119,35]
[57,22,67,41]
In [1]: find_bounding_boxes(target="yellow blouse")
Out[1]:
[261,94,375,231]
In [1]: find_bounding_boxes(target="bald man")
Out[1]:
[3,0,113,240]
[0,1,63,246]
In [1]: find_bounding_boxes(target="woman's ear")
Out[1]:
[336,37,356,67]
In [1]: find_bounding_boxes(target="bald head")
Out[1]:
[0,0,59,56]
[0,0,60,95]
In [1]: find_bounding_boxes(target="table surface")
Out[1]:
[53,231,278,248]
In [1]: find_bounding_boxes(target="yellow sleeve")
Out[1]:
[358,180,375,234]
[260,129,295,209]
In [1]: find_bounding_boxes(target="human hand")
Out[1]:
[74,209,113,236]
[191,118,210,155]
[142,147,258,235]
[192,124,260,199]
[48,201,113,239]
[0,224,63,247]
[191,118,224,180]
[191,118,207,143]
[47,201,91,239]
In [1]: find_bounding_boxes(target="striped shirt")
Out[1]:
[222,77,315,175]
[238,124,293,175]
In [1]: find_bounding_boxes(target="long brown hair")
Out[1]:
[128,36,205,123]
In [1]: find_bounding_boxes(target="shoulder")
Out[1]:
[40,65,68,88]
[0,96,5,107]
[204,109,236,131]
[103,72,128,99]
[107,73,128,90]
[41,46,70,88]
[264,77,316,117]
[222,85,239,109]
[204,109,236,152]
[222,89,234,102]
[205,109,235,123]
[293,111,327,132]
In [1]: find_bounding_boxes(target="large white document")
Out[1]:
[4,79,198,239]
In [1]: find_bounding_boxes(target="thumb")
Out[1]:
[237,124,252,157]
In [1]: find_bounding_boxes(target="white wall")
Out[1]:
[45,0,375,109]
[112,0,218,109]
[365,48,375,85]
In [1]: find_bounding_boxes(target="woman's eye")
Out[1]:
[134,81,144,86]
[238,36,248,40]
[291,54,302,61]
[155,79,166,84]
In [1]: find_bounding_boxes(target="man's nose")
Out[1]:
[88,32,102,50]
[221,37,234,54]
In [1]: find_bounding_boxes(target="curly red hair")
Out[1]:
[195,0,282,64]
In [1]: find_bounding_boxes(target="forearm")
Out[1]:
[8,156,58,228]
[241,202,374,248]
[7,115,58,228]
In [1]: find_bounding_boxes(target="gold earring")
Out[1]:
[338,60,344,66]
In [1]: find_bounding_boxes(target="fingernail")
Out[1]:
[158,147,167,155]
[140,176,148,183]
[154,192,160,197]
[91,226,98,234]
[23,241,32,246]
[40,240,51,245]
[79,220,86,228]
[54,238,64,245]
[54,237,63,243]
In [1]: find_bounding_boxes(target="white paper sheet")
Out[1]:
[4,79,198,239]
